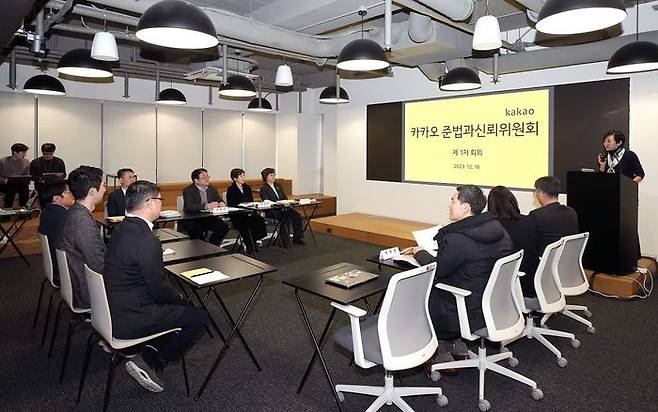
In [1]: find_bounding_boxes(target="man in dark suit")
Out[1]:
[259,167,304,245]
[106,168,135,217]
[30,143,66,206]
[37,180,75,285]
[181,168,228,246]
[58,166,106,309]
[529,176,579,255]
[412,185,513,366]
[105,180,207,393]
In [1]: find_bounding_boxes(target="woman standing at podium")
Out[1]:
[597,130,645,183]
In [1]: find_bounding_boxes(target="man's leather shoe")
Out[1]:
[293,238,305,245]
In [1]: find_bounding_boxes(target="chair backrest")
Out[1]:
[84,265,114,343]
[55,249,85,313]
[556,232,590,296]
[481,250,525,342]
[176,195,184,213]
[37,233,56,287]
[534,238,566,313]
[378,263,437,371]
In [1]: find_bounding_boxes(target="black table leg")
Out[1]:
[195,276,263,400]
[0,218,30,265]
[293,289,343,412]
[211,288,262,371]
[173,277,215,340]
[190,287,226,343]
[299,204,319,246]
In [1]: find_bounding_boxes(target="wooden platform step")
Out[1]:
[310,213,434,248]
[586,258,657,299]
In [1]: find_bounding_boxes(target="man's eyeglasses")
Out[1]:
[148,197,164,202]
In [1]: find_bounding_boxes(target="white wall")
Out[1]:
[308,64,658,257]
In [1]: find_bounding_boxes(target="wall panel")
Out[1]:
[203,109,243,179]
[157,106,202,183]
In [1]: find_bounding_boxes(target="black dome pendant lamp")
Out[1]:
[337,9,389,72]
[607,0,658,74]
[536,0,627,35]
[23,74,66,95]
[440,67,481,92]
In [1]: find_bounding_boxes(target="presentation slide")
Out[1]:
[404,89,551,189]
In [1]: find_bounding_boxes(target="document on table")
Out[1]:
[412,225,442,257]
[180,267,229,285]
[162,248,176,256]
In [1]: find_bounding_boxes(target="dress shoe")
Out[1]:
[292,238,305,245]
[450,339,470,360]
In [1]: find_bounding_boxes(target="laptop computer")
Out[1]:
[326,269,379,289]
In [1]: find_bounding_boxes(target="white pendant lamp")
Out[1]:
[91,31,119,61]
[472,15,502,51]
[275,64,293,87]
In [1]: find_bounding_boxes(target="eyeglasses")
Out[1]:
[148,197,164,202]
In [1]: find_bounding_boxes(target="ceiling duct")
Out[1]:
[414,0,474,22]
[515,0,547,22]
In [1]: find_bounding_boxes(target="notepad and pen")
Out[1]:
[180,267,229,285]
[326,269,378,289]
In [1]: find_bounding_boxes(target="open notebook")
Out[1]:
[180,267,229,285]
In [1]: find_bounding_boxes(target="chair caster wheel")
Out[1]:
[508,357,519,367]
[430,370,441,382]
[436,394,449,407]
[531,388,544,400]
[479,399,491,411]
[571,338,581,348]
[500,347,509,353]
[336,391,344,402]
[587,326,596,334]
[584,310,592,318]
[557,357,568,368]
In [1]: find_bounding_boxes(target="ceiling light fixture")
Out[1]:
[607,0,658,74]
[57,48,113,78]
[91,31,119,61]
[337,9,389,71]
[23,74,66,96]
[319,73,349,104]
[219,75,257,98]
[472,1,502,51]
[248,97,273,112]
[536,0,627,35]
[275,64,293,87]
[157,87,187,105]
[440,66,481,91]
[136,0,219,49]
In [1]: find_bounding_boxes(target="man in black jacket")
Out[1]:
[30,143,66,206]
[529,176,579,255]
[37,180,74,285]
[106,168,135,217]
[412,185,513,365]
[105,180,207,393]
[181,168,228,246]
[259,167,304,245]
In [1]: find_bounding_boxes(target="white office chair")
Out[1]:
[54,249,91,383]
[77,265,188,412]
[174,195,184,232]
[432,250,543,411]
[332,263,448,411]
[34,233,60,347]
[555,233,595,333]
[508,239,580,368]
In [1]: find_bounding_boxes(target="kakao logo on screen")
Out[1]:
[404,89,550,189]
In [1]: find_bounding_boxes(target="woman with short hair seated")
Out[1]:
[226,168,267,253]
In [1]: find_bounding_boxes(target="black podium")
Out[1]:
[566,171,638,274]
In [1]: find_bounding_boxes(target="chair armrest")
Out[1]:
[331,302,376,369]
[435,283,475,341]
[331,302,367,318]
[513,278,530,314]
[435,283,471,297]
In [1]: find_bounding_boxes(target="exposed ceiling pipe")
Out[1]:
[514,0,546,22]
[44,0,78,32]
[472,30,658,74]
[414,0,474,21]
[47,0,139,27]
[30,10,45,55]
[385,0,392,50]
[408,12,434,43]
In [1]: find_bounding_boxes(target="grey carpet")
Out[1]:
[1,232,656,411]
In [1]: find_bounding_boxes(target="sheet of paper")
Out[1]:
[191,271,229,285]
[393,254,421,267]
[180,267,212,278]
[162,248,176,256]
[413,225,442,257]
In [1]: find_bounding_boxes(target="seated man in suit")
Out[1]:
[411,185,513,366]
[105,180,207,393]
[259,167,304,245]
[37,180,75,285]
[58,166,106,309]
[106,168,135,217]
[181,168,229,246]
[226,168,266,253]
[529,176,579,255]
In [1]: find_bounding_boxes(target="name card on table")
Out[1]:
[299,198,313,205]
[379,247,400,262]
